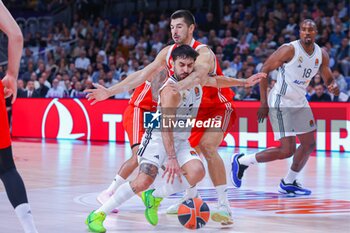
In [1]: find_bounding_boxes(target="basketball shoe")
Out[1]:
[278,179,312,195]
[231,153,248,188]
[86,211,106,233]
[211,202,234,225]
[166,191,199,214]
[141,189,163,226]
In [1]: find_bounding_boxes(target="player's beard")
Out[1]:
[174,32,189,45]
[174,71,189,80]
[304,37,312,45]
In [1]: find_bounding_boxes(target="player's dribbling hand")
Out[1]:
[327,82,340,96]
[246,72,267,87]
[257,103,269,123]
[163,158,183,184]
[1,74,17,104]
[84,83,111,105]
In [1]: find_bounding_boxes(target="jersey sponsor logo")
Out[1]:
[293,80,310,85]
[42,98,91,140]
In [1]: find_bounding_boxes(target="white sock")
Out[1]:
[152,176,191,198]
[238,153,257,166]
[106,174,126,193]
[97,182,134,214]
[216,185,228,205]
[14,203,38,233]
[284,169,299,184]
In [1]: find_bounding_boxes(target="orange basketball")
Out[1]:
[177,198,210,229]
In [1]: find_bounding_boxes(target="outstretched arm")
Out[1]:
[85,46,169,104]
[177,46,214,90]
[0,0,24,103]
[205,73,266,88]
[319,48,339,96]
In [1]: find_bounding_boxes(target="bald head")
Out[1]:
[300,19,317,31]
[299,19,317,46]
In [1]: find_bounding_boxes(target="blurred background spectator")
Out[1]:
[310,83,332,102]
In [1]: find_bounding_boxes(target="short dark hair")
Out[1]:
[171,45,199,62]
[300,19,317,30]
[170,10,196,26]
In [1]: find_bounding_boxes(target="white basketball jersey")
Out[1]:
[158,76,203,141]
[271,40,322,103]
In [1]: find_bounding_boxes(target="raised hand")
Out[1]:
[84,83,111,105]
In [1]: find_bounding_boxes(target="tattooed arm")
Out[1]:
[150,68,168,102]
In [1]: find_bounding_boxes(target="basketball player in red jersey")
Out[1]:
[86,10,265,225]
[0,1,38,232]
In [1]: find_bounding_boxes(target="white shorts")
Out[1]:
[137,129,202,168]
[268,93,316,140]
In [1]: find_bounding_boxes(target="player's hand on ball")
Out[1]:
[84,83,111,105]
[163,157,182,184]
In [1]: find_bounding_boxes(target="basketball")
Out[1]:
[177,198,210,229]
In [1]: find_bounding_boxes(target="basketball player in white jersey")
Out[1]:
[86,10,265,225]
[86,45,235,232]
[231,19,339,195]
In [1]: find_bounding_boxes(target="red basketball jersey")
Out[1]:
[128,81,157,111]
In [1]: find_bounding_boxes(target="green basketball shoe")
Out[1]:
[86,210,106,233]
[141,189,163,226]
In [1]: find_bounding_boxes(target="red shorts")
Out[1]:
[123,105,146,148]
[0,81,11,149]
[189,101,236,148]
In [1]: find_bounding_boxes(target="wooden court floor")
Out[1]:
[0,139,349,233]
